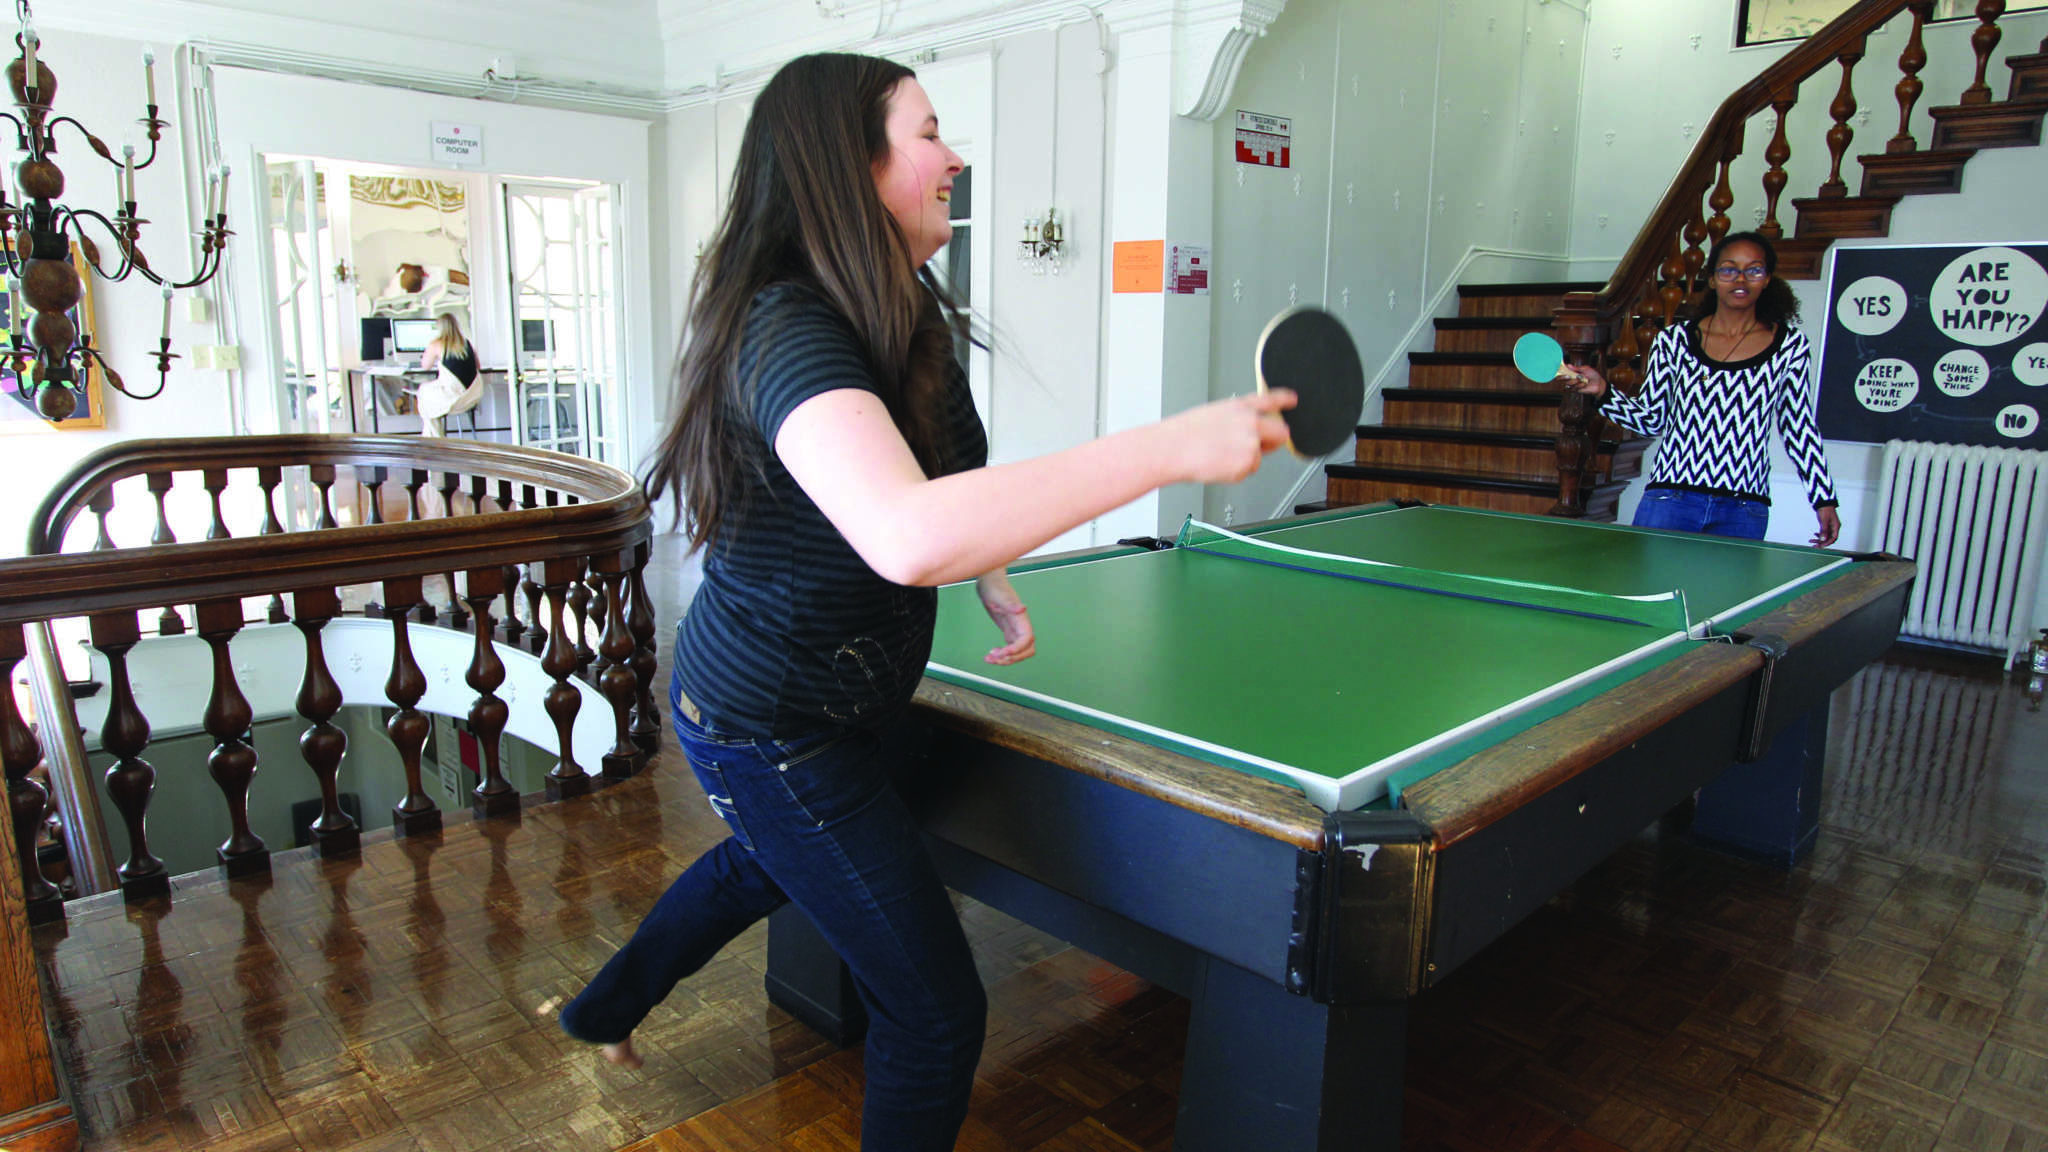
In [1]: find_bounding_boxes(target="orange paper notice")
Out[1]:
[1113,240,1165,294]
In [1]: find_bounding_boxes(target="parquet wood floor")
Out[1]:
[28,542,2048,1151]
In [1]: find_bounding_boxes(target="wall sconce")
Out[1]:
[1018,207,1066,275]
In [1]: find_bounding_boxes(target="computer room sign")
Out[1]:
[1817,242,2047,448]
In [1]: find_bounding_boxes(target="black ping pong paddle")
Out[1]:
[1255,307,1365,458]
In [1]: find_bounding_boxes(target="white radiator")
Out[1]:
[1870,440,2048,668]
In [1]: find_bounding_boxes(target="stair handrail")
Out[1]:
[4,435,647,626]
[1548,0,2032,516]
[1571,0,1914,332]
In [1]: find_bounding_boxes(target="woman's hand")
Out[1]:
[1162,391,1297,486]
[976,570,1035,665]
[1812,506,1841,548]
[1561,364,1607,398]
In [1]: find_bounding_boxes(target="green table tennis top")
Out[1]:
[925,503,1849,811]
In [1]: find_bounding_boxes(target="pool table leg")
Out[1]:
[764,904,870,1047]
[1176,957,1406,1152]
[1691,701,1829,868]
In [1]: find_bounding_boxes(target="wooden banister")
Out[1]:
[1550,0,2035,516]
[1578,0,1908,329]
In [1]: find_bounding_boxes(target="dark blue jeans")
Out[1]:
[1632,488,1769,540]
[560,691,986,1151]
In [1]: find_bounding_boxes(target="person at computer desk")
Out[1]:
[416,313,481,436]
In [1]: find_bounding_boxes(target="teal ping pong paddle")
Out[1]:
[1256,307,1365,458]
[1512,331,1571,383]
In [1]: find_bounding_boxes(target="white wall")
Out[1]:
[1205,0,1589,524]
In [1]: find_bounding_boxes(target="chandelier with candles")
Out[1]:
[4,0,230,421]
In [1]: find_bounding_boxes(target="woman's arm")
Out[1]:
[419,339,444,371]
[775,387,1294,587]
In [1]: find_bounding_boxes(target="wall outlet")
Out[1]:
[184,295,212,323]
[1223,504,1235,526]
[191,344,240,371]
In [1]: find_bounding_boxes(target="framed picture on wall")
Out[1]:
[0,240,105,434]
[1739,0,2047,47]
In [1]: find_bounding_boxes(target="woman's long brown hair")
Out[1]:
[644,53,963,550]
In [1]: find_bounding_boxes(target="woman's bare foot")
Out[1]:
[600,1038,643,1070]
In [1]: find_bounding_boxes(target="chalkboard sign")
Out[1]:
[1816,241,2048,448]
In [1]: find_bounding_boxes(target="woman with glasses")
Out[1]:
[1563,230,1841,546]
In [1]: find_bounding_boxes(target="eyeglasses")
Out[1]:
[1714,264,1769,282]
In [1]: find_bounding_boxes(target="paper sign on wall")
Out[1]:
[1818,242,2047,447]
[1234,111,1291,168]
[1114,240,1164,294]
[432,121,485,168]
[1168,244,1210,296]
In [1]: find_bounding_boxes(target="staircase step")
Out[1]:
[1791,193,1900,239]
[1326,465,1559,515]
[1406,351,1553,391]
[1772,236,1835,280]
[2011,52,2048,102]
[1351,425,1630,485]
[1858,148,1975,196]
[1928,98,2047,151]
[1456,281,1604,319]
[1380,388,1565,435]
[1432,317,1551,353]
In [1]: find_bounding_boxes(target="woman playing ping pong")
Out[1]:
[1563,231,1842,547]
[557,52,1293,1151]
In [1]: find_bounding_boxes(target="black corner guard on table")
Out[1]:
[1287,811,1432,1005]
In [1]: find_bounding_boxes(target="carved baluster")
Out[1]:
[147,471,184,635]
[308,464,340,530]
[537,559,590,800]
[1961,0,2007,104]
[1707,149,1738,251]
[468,474,488,516]
[361,466,389,525]
[1821,41,1866,197]
[1607,310,1644,394]
[2,624,62,922]
[1682,193,1709,296]
[523,486,549,654]
[439,471,469,629]
[257,466,286,536]
[147,471,176,545]
[626,541,661,756]
[196,600,267,877]
[1889,1,1934,152]
[202,468,231,539]
[90,489,116,551]
[462,568,518,817]
[1759,95,1796,240]
[87,611,169,900]
[1659,231,1689,323]
[292,587,358,857]
[400,471,436,625]
[590,550,641,780]
[500,563,527,647]
[569,562,597,674]
[380,576,440,836]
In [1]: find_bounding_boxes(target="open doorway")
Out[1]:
[257,157,626,466]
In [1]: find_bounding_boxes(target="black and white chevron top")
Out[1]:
[1598,319,1838,508]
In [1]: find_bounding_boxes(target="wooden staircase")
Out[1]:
[1322,28,2048,521]
[1324,284,1648,521]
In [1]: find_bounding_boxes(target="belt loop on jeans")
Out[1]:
[675,685,703,726]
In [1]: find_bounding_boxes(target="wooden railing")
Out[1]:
[1,435,658,1150]
[1550,0,2042,515]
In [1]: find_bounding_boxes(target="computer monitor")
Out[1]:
[359,318,393,362]
[519,318,555,354]
[391,318,437,355]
